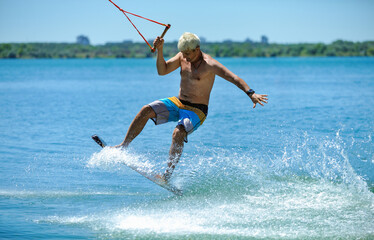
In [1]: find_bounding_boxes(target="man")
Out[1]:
[115,32,268,182]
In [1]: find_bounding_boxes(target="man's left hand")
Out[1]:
[250,93,268,108]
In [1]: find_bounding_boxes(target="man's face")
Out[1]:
[181,47,200,62]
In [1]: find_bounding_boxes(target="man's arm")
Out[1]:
[213,59,249,91]
[153,37,181,76]
[213,59,268,108]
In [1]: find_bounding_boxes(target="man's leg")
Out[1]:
[116,105,156,148]
[164,125,187,180]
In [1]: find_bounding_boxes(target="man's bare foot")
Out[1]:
[110,144,126,149]
[155,174,168,184]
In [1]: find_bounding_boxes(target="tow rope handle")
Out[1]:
[151,24,171,53]
[107,0,171,53]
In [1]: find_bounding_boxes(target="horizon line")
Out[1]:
[2,39,374,46]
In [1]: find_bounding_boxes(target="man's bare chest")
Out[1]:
[180,63,212,81]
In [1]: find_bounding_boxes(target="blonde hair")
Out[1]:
[178,32,200,52]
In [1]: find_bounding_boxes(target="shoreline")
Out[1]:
[1,40,374,59]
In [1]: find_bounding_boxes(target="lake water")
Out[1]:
[0,58,373,239]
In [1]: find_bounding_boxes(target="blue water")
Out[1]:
[0,58,373,239]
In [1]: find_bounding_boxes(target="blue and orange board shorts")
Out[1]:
[148,97,207,141]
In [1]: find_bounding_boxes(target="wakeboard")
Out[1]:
[91,135,183,196]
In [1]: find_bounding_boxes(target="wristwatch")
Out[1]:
[246,89,255,97]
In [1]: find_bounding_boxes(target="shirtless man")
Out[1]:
[115,32,268,181]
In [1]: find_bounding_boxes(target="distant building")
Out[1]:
[199,37,207,43]
[245,38,253,43]
[76,35,90,45]
[261,35,269,44]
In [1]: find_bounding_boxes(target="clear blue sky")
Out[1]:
[1,0,373,44]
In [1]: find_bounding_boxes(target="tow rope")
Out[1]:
[108,0,171,52]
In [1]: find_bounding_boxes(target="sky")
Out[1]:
[0,0,373,45]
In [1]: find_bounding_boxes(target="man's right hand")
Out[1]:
[153,36,164,51]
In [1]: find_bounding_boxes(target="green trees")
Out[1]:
[0,41,373,59]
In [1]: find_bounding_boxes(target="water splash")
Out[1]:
[87,147,157,175]
[63,131,374,239]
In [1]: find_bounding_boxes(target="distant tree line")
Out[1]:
[1,40,373,59]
